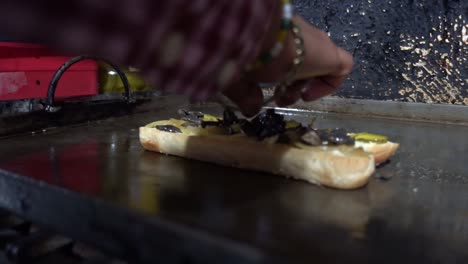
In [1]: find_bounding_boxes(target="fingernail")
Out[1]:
[336,48,354,75]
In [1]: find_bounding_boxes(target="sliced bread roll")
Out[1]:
[355,141,400,165]
[139,125,376,189]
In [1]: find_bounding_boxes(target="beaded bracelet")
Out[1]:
[262,21,306,106]
[246,0,294,72]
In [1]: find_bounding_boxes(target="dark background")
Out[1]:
[295,0,467,105]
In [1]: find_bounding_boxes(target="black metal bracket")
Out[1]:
[0,169,271,264]
[43,55,134,113]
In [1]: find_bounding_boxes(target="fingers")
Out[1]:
[333,46,354,77]
[274,46,352,105]
[301,78,336,101]
[222,81,264,117]
[294,17,354,79]
[251,16,353,83]
[275,80,307,107]
[260,16,353,107]
[274,76,339,104]
[300,46,353,101]
[221,15,355,114]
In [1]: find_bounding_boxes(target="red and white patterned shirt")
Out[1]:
[0,0,277,99]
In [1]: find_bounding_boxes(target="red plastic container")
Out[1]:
[0,42,98,101]
[0,42,55,58]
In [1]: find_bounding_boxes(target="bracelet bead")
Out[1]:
[246,0,294,72]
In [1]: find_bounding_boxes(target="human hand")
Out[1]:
[223,15,354,117]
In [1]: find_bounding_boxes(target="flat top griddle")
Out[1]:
[0,96,467,264]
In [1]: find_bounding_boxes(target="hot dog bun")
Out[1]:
[139,126,376,189]
[355,141,399,165]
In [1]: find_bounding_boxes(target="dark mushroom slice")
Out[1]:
[178,109,204,118]
[251,109,286,140]
[327,128,355,145]
[277,126,309,145]
[155,125,182,133]
[181,116,203,126]
[314,128,355,146]
[200,121,220,128]
[222,108,239,127]
[239,119,256,137]
[179,108,222,128]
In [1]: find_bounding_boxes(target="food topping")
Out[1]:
[315,128,355,145]
[238,120,256,137]
[222,108,239,126]
[300,129,322,146]
[285,120,301,130]
[178,109,221,128]
[155,125,182,133]
[170,108,386,147]
[180,115,203,126]
[250,109,286,140]
[263,135,280,144]
[200,114,220,122]
[349,132,388,143]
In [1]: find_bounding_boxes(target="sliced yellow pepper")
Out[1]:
[285,120,301,129]
[349,132,388,143]
[201,114,221,122]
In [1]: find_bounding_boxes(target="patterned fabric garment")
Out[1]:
[0,0,277,99]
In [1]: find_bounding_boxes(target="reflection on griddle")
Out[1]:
[0,141,102,195]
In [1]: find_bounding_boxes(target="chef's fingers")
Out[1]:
[221,14,354,114]
[293,17,354,80]
[275,80,308,107]
[252,16,353,83]
[222,81,263,117]
[300,78,335,101]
